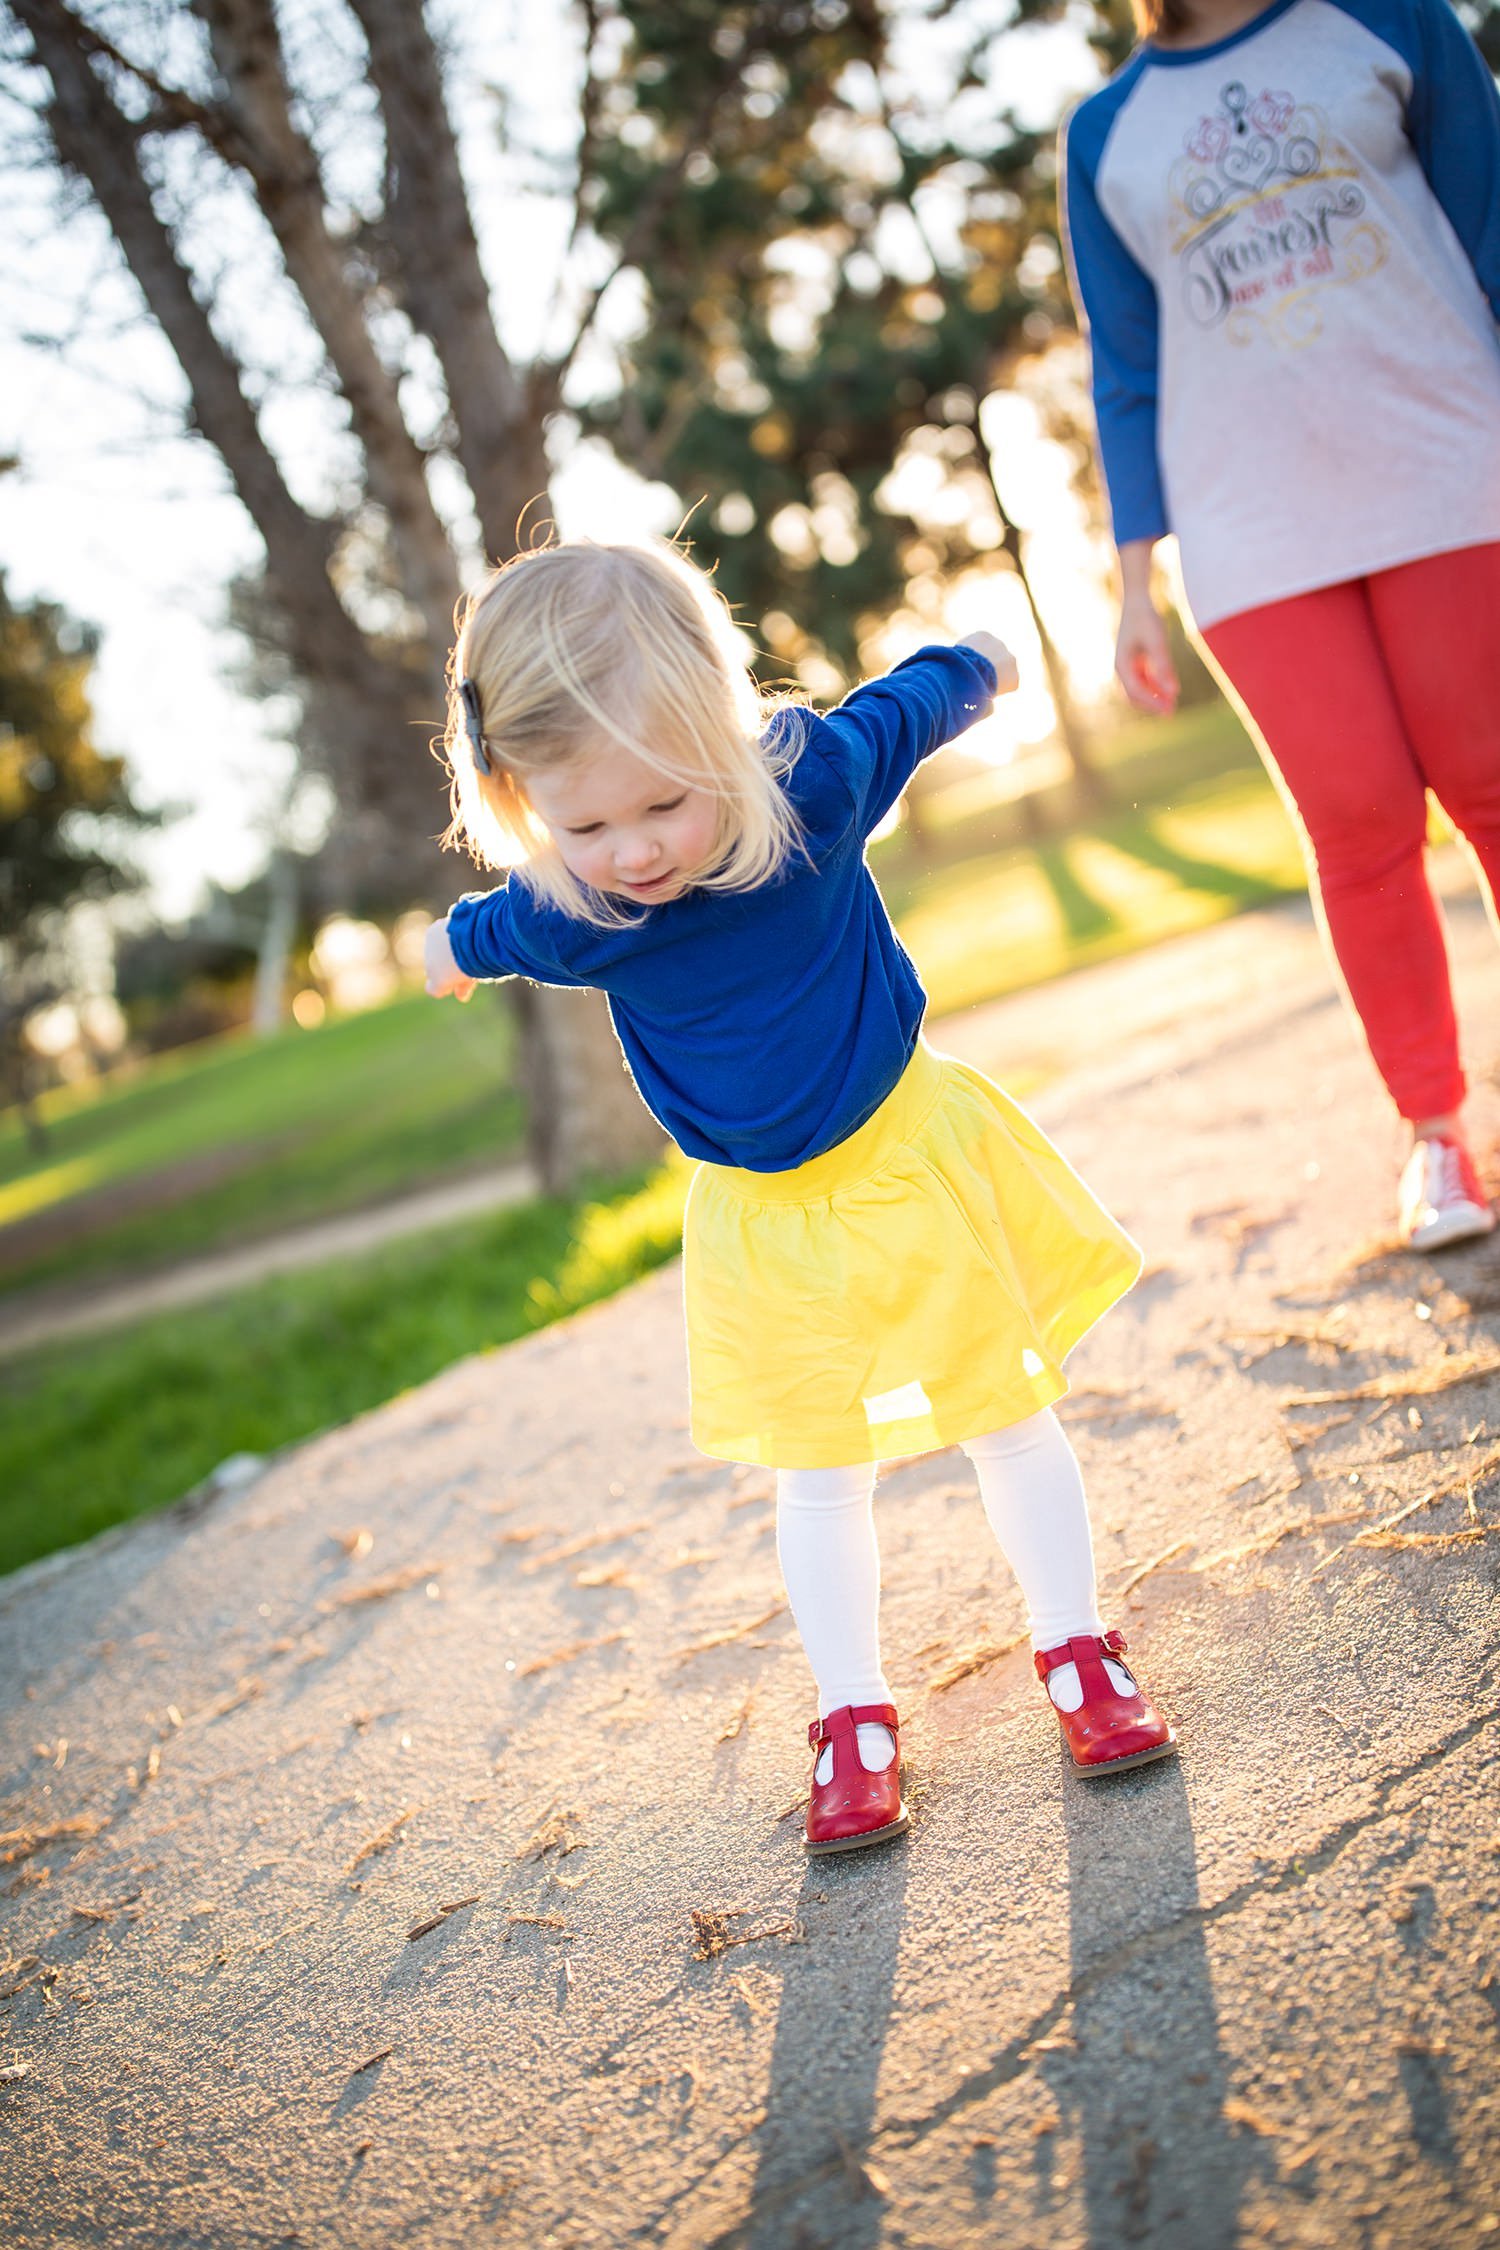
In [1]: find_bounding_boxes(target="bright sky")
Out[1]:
[0,1,1109,922]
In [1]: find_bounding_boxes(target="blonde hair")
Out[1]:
[1130,0,1192,34]
[440,540,805,927]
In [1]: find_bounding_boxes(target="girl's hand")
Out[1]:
[1115,590,1180,716]
[424,916,477,1002]
[958,630,1020,696]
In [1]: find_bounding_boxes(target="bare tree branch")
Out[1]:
[563,0,604,266]
[60,0,460,668]
[344,0,544,561]
[549,23,762,399]
[189,0,459,664]
[10,0,434,887]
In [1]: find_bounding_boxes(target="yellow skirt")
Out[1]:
[682,1040,1141,1468]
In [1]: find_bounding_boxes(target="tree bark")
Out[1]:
[511,984,665,1194]
[348,0,658,1184]
[17,0,445,900]
[981,451,1108,813]
[17,0,667,1184]
[344,0,547,562]
[250,846,297,1035]
[190,0,462,668]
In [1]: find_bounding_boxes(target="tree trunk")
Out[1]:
[345,0,543,561]
[250,848,297,1035]
[191,0,462,668]
[510,984,665,1194]
[351,0,660,1189]
[19,0,447,903]
[981,453,1108,815]
[18,0,677,1189]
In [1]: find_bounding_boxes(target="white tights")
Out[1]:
[777,1408,1133,1778]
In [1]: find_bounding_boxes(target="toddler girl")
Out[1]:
[425,540,1175,1855]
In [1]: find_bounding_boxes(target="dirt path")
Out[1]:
[0,1161,535,1361]
[2,880,1498,2247]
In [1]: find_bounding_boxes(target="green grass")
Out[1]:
[887,763,1306,1021]
[0,1161,690,1578]
[0,987,522,1300]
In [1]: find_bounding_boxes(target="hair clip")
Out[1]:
[458,677,492,775]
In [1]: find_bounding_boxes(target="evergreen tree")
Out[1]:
[0,575,155,1136]
[579,1,1074,687]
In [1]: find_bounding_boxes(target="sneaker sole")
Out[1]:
[1073,1735,1179,1777]
[803,1806,911,1855]
[1406,1206,1496,1252]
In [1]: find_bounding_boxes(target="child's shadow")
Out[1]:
[740,1838,912,2248]
[1042,1755,1270,2248]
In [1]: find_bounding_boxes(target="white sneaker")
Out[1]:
[1398,1135,1496,1251]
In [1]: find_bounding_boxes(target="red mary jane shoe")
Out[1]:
[1035,1629,1177,1776]
[804,1703,910,1855]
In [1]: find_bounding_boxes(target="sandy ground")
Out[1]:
[2,875,1498,2248]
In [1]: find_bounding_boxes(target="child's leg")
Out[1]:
[961,1409,1135,1711]
[777,1462,897,1775]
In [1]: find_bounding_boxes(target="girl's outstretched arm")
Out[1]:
[814,641,1008,835]
[424,915,477,1001]
[957,630,1020,691]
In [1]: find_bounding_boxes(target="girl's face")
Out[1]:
[521,745,720,906]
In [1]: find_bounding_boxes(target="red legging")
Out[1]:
[1202,541,1500,1123]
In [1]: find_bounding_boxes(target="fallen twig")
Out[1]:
[318,1563,442,1613]
[927,1634,1025,1692]
[1197,1507,1367,1572]
[1114,1539,1192,1598]
[1282,1411,1356,1451]
[0,1818,102,1868]
[1311,1451,1500,1576]
[406,1894,480,1944]
[0,1957,43,2001]
[1282,1351,1500,1408]
[344,1810,414,1877]
[690,1906,796,1961]
[673,1603,787,1664]
[516,1806,585,1862]
[516,1632,624,1678]
[716,1697,755,1743]
[520,1521,650,1575]
[70,1891,141,1926]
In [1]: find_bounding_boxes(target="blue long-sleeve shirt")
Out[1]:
[1061,0,1500,623]
[445,645,997,1172]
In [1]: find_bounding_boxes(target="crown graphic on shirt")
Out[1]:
[1184,81,1302,172]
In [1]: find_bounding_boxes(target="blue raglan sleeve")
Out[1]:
[445,882,586,987]
[1061,82,1170,546]
[807,644,997,836]
[1325,0,1500,314]
[1405,0,1500,313]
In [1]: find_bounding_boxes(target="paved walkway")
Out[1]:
[2,879,1499,2247]
[0,1162,536,1361]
